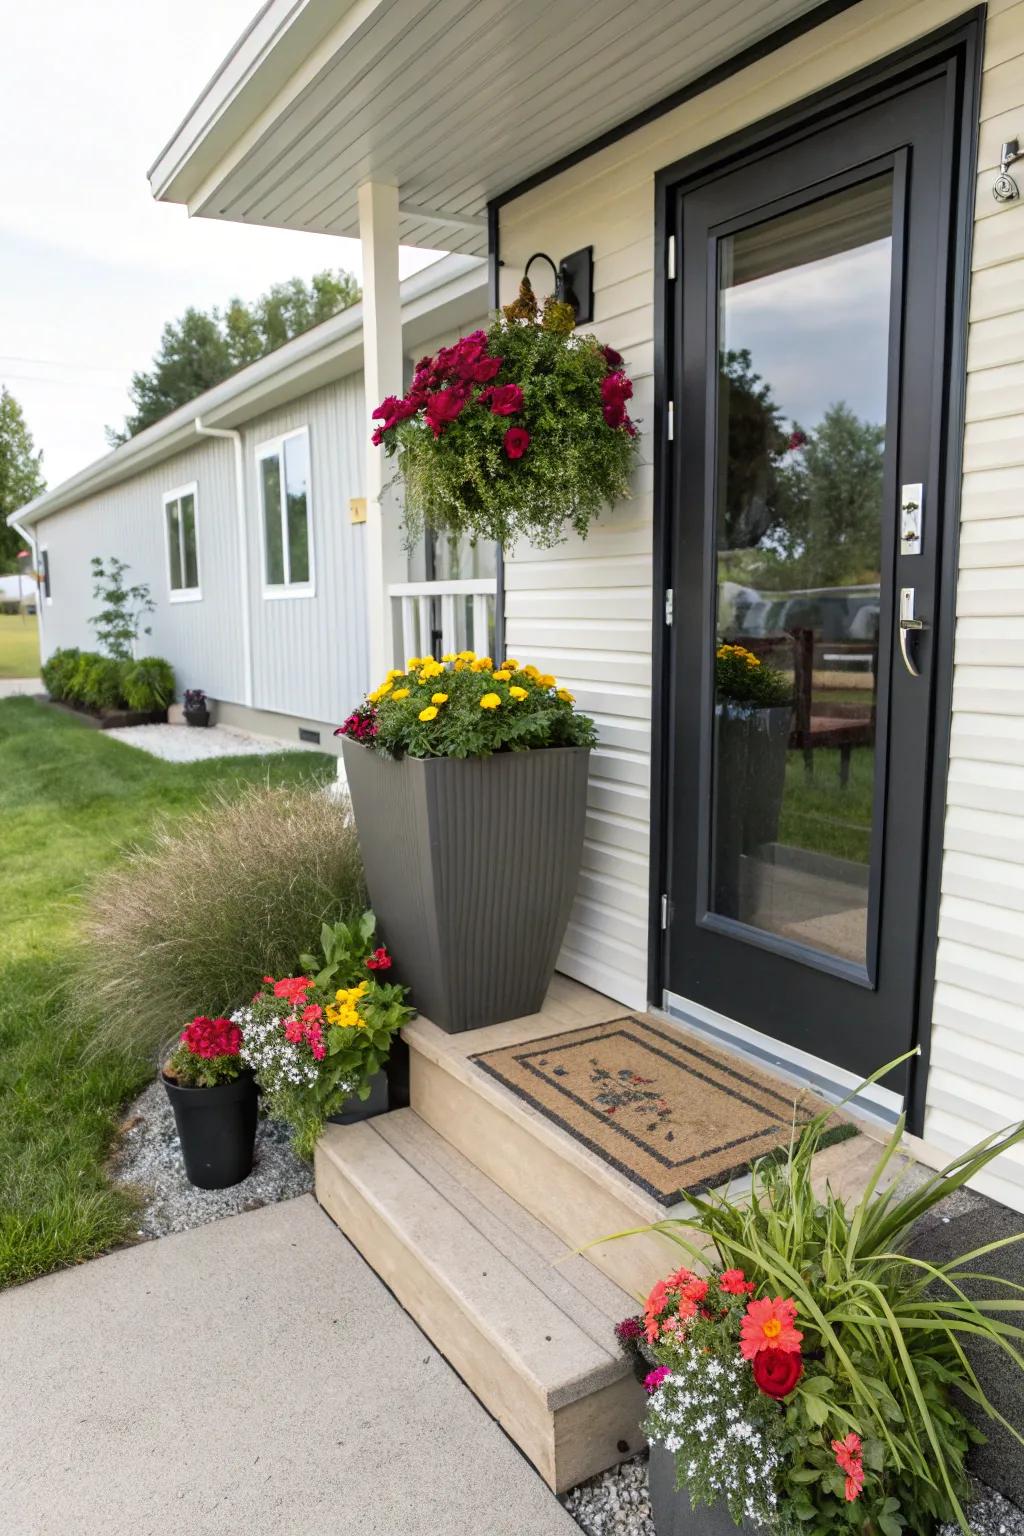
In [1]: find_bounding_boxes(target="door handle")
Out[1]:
[898,586,926,677]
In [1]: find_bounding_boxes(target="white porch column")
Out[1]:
[358,181,405,684]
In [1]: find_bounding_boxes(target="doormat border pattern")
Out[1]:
[472,1015,857,1206]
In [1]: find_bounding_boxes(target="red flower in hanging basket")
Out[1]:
[503,426,530,459]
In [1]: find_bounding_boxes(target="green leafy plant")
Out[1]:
[40,647,82,701]
[623,1057,1024,1534]
[79,656,128,711]
[89,555,154,660]
[70,783,366,1059]
[716,642,793,708]
[337,650,597,760]
[299,909,378,990]
[372,314,640,550]
[122,656,175,711]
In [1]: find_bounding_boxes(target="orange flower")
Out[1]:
[832,1434,864,1502]
[739,1296,803,1360]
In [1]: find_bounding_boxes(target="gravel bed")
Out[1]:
[109,1078,313,1237]
[103,722,317,762]
[564,1455,1024,1536]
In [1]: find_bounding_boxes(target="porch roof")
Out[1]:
[149,0,824,254]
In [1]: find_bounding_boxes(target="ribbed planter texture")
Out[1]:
[327,1068,389,1124]
[342,740,590,1032]
[648,1444,758,1536]
[161,1069,259,1189]
[712,702,791,919]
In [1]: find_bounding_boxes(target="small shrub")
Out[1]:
[122,656,175,711]
[79,656,128,711]
[89,555,154,660]
[66,651,102,705]
[40,647,82,701]
[70,783,366,1059]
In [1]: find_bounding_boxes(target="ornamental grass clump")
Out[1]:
[336,650,596,760]
[71,783,366,1060]
[617,1056,1024,1535]
[371,307,640,550]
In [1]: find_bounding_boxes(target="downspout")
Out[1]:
[194,418,253,707]
[8,516,44,662]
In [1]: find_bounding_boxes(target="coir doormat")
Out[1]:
[472,1016,855,1205]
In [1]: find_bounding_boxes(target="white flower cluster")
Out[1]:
[234,1004,324,1093]
[645,1347,788,1531]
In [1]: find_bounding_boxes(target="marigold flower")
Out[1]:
[493,670,511,681]
[740,1296,803,1360]
[557,688,574,703]
[431,693,448,705]
[471,656,493,672]
[479,693,501,710]
[392,688,410,700]
[502,659,520,671]
[441,652,457,662]
[509,686,528,701]
[458,650,476,661]
[386,669,405,681]
[419,706,438,721]
[539,673,556,687]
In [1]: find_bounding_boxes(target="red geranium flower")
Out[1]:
[503,426,530,459]
[180,1015,241,1059]
[752,1347,804,1399]
[719,1268,756,1296]
[489,383,524,416]
[365,946,392,972]
[832,1434,864,1501]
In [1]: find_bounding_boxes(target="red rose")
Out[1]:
[489,383,524,416]
[752,1347,803,1399]
[424,386,468,438]
[503,426,530,459]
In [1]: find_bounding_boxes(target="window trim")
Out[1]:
[255,426,315,599]
[162,481,202,603]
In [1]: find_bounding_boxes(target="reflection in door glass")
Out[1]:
[711,175,893,967]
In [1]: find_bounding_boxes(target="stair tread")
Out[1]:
[318,1112,632,1410]
[373,1108,638,1352]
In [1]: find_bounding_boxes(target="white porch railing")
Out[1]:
[388,578,498,665]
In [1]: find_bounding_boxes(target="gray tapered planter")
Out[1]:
[342,740,590,1032]
[648,1444,758,1535]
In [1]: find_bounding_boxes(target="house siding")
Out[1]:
[35,435,245,703]
[498,0,1024,1199]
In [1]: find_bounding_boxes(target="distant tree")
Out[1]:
[771,403,885,588]
[107,269,361,444]
[717,349,790,552]
[0,387,46,573]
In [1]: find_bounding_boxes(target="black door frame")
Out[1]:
[648,13,983,1134]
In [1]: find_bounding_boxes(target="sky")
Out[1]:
[0,0,439,488]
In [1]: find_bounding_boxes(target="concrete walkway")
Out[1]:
[0,677,41,698]
[0,1197,580,1536]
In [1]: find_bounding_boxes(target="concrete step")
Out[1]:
[314,1108,646,1494]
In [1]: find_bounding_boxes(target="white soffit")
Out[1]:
[150,0,826,255]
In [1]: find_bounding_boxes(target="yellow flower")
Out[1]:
[502,659,520,671]
[471,656,493,672]
[393,687,410,700]
[492,669,511,681]
[441,652,457,662]
[480,693,501,710]
[523,664,539,680]
[386,668,405,681]
[509,686,528,701]
[378,678,394,696]
[539,673,556,688]
[406,657,423,670]
[458,650,476,662]
[419,706,438,721]
[557,688,574,703]
[453,658,466,671]
[431,692,448,704]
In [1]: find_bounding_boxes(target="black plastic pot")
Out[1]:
[342,740,590,1033]
[648,1444,758,1535]
[327,1069,389,1125]
[184,707,211,728]
[161,1069,258,1189]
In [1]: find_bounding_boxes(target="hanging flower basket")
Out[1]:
[371,288,640,550]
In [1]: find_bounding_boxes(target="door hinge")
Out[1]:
[664,587,674,626]
[660,893,673,930]
[667,234,676,280]
[667,400,674,440]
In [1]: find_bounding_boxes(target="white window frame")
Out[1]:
[162,481,202,603]
[256,426,314,599]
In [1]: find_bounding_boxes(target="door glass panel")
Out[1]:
[710,174,893,967]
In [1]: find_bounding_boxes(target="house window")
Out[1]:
[40,548,51,602]
[257,428,312,595]
[163,483,201,601]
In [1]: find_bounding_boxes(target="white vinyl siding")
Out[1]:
[163,481,201,600]
[498,0,1024,1206]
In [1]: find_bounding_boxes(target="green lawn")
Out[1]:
[0,697,334,1289]
[0,612,41,679]
[778,745,874,864]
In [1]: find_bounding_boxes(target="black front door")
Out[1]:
[662,48,969,1091]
